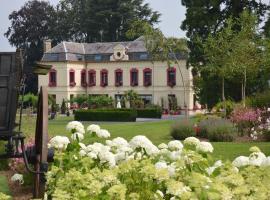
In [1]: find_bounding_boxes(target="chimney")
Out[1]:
[43,39,52,53]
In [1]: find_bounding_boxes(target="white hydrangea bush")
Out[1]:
[46,122,270,200]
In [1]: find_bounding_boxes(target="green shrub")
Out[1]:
[0,142,9,170]
[198,118,238,141]
[246,90,270,108]
[136,108,162,118]
[74,109,137,122]
[214,100,235,117]
[87,95,114,109]
[170,120,196,140]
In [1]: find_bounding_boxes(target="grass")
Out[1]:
[5,115,270,161]
[0,175,10,195]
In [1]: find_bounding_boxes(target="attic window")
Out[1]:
[95,55,102,61]
[139,53,148,60]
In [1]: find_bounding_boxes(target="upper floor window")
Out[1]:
[69,69,76,87]
[130,68,138,86]
[115,69,123,87]
[81,69,87,87]
[88,70,96,87]
[49,69,57,87]
[143,68,152,87]
[100,69,108,87]
[167,67,176,87]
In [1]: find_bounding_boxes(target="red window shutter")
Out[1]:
[115,69,123,87]
[100,69,108,87]
[130,68,138,86]
[49,69,57,87]
[88,70,96,87]
[69,69,76,87]
[143,68,152,87]
[167,67,176,87]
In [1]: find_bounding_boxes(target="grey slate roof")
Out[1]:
[42,37,185,62]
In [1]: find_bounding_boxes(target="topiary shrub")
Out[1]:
[198,118,238,141]
[170,120,196,140]
[74,109,137,122]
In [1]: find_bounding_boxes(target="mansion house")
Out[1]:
[38,37,195,110]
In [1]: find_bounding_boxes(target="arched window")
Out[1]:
[49,69,57,87]
[88,70,96,86]
[81,69,87,87]
[115,69,123,87]
[100,69,108,87]
[130,68,138,86]
[143,68,152,87]
[69,69,76,87]
[167,67,176,87]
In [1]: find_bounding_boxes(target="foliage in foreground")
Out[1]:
[45,121,270,200]
[0,192,11,200]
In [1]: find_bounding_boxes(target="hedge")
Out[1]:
[74,109,137,122]
[136,108,162,118]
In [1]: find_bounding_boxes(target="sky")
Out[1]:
[0,0,185,51]
[0,0,269,51]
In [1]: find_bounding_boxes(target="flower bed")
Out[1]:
[44,121,270,199]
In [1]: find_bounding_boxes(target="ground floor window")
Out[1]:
[140,95,152,105]
[115,94,124,108]
[168,94,177,110]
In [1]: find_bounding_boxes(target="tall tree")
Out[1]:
[56,0,161,43]
[5,0,57,93]
[181,0,268,107]
[199,11,268,108]
[181,0,267,68]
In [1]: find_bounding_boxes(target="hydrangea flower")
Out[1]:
[71,132,84,141]
[11,173,24,185]
[155,161,168,169]
[48,136,70,150]
[168,140,183,151]
[183,137,200,147]
[158,143,168,149]
[206,160,223,175]
[129,135,159,156]
[261,157,270,167]
[99,151,116,168]
[196,141,213,153]
[249,152,266,166]
[66,121,85,134]
[108,137,129,148]
[249,146,261,153]
[232,156,249,167]
[87,124,101,134]
[97,129,111,138]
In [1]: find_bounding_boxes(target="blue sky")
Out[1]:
[0,0,269,51]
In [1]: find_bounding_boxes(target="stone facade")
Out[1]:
[38,39,195,110]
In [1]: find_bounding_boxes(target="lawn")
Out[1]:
[17,115,270,161]
[0,174,10,195]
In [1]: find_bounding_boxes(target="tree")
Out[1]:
[56,0,161,43]
[181,0,267,68]
[200,11,267,108]
[5,0,160,94]
[5,0,57,93]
